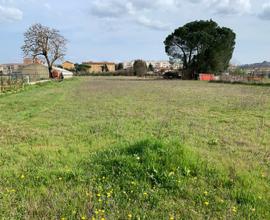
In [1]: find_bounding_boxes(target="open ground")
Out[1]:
[0,77,269,219]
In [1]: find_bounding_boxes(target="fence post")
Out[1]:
[0,75,2,93]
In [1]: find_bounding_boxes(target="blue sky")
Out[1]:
[1,0,270,64]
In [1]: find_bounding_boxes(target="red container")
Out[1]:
[199,73,215,81]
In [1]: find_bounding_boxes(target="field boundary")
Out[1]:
[209,80,270,87]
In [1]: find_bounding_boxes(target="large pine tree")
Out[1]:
[164,20,236,79]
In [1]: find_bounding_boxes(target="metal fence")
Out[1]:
[0,72,48,93]
[1,73,23,93]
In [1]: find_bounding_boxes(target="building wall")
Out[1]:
[23,58,43,65]
[63,62,75,70]
[123,60,179,70]
[244,67,270,77]
[1,64,23,74]
[83,62,116,73]
[20,64,49,82]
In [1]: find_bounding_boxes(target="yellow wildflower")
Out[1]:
[232,206,237,213]
[143,192,148,196]
[128,214,132,218]
[101,218,105,220]
[97,193,101,197]
[169,216,174,220]
[81,216,86,220]
[203,191,208,196]
[20,175,25,179]
[204,201,209,206]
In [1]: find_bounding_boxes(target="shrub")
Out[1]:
[133,60,147,77]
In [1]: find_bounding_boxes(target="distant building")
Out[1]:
[0,65,3,74]
[123,61,135,69]
[62,61,75,70]
[82,61,116,73]
[23,58,44,65]
[123,60,181,71]
[244,67,270,78]
[20,64,49,82]
[1,63,24,74]
[19,64,73,82]
[172,62,183,70]
[153,61,171,69]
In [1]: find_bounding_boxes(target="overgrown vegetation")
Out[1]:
[0,75,26,93]
[0,77,269,219]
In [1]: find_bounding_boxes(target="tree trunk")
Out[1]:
[48,66,53,78]
[44,55,53,79]
[182,69,195,80]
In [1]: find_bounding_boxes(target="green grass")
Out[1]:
[0,77,269,219]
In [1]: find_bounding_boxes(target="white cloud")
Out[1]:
[135,16,171,30]
[0,5,23,23]
[44,3,51,10]
[89,0,172,31]
[258,2,270,20]
[187,0,251,15]
[89,0,252,29]
[211,0,251,15]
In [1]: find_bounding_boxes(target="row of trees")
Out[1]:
[21,20,236,80]
[116,62,154,72]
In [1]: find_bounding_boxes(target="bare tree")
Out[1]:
[22,24,67,78]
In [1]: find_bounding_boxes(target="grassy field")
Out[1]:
[0,77,269,219]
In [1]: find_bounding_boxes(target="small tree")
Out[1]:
[74,64,91,75]
[133,60,147,77]
[22,24,67,78]
[116,63,124,70]
[148,63,154,72]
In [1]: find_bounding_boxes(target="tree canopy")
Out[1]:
[133,60,147,77]
[164,20,236,79]
[22,24,67,78]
